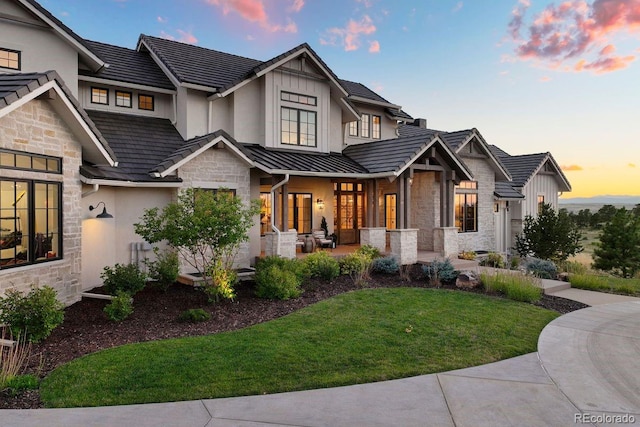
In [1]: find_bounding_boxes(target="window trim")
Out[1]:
[115,90,133,108]
[281,106,317,147]
[281,91,317,106]
[91,87,109,105]
[0,47,20,71]
[455,180,478,233]
[138,94,155,111]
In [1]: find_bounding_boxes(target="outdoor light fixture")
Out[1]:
[316,198,325,209]
[89,201,113,219]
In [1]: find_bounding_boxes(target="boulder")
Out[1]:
[456,271,480,289]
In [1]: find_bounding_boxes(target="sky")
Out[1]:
[40,0,640,198]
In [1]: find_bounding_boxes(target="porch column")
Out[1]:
[446,173,455,227]
[434,227,458,258]
[389,229,418,265]
[405,172,412,228]
[281,183,289,231]
[398,176,405,229]
[367,180,374,227]
[373,179,379,227]
[359,227,386,253]
[439,171,446,227]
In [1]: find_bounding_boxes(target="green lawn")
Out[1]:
[41,288,559,408]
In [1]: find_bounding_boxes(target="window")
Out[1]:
[281,107,316,146]
[288,193,312,234]
[455,180,478,233]
[0,179,61,270]
[91,87,108,105]
[115,91,132,108]
[537,195,545,214]
[281,91,317,106]
[361,113,370,138]
[348,114,381,139]
[0,48,20,70]
[0,149,61,173]
[348,121,358,137]
[138,94,154,111]
[372,115,381,139]
[385,194,397,229]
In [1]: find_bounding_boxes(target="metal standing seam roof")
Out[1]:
[80,40,175,90]
[0,71,117,162]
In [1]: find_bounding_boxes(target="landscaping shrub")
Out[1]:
[557,260,588,275]
[104,291,134,322]
[459,251,476,261]
[146,248,180,291]
[4,374,38,396]
[569,274,640,295]
[479,252,505,269]
[371,256,400,274]
[525,258,558,279]
[509,256,520,270]
[101,263,147,296]
[0,286,64,343]
[256,256,309,283]
[340,252,372,286]
[355,244,382,260]
[0,328,31,390]
[422,259,458,286]
[303,251,340,281]
[255,266,301,300]
[204,259,237,303]
[178,308,211,323]
[481,272,542,303]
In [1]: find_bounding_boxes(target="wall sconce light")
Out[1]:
[89,201,113,219]
[316,198,324,210]
[409,177,414,186]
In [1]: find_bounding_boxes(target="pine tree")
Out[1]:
[593,208,640,278]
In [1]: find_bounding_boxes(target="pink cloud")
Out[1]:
[369,40,380,53]
[508,0,640,73]
[561,164,584,171]
[540,75,552,82]
[452,2,464,13]
[160,30,198,44]
[206,0,301,33]
[321,15,377,52]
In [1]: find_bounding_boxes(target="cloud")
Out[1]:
[561,164,584,171]
[369,40,380,53]
[320,15,377,52]
[508,0,640,74]
[157,16,167,23]
[452,2,464,13]
[160,30,198,44]
[206,0,301,33]
[355,0,373,8]
[629,163,637,168]
[540,75,552,82]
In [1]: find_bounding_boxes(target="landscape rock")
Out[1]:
[456,271,480,289]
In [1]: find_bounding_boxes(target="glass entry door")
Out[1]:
[333,182,364,245]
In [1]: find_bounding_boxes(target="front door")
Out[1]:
[334,182,365,245]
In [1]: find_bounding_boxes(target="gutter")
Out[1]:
[270,174,290,257]
[81,183,100,198]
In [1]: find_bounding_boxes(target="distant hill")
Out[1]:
[559,195,640,205]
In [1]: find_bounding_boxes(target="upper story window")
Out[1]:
[138,94,154,111]
[372,115,381,139]
[281,107,316,147]
[361,113,370,138]
[455,180,478,233]
[348,114,381,139]
[0,48,20,70]
[281,91,317,106]
[0,149,61,174]
[115,91,132,108]
[91,87,109,105]
[348,121,358,137]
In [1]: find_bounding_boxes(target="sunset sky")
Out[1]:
[41,0,640,198]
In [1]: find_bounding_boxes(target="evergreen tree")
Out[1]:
[593,208,640,278]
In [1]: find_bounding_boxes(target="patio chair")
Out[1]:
[312,230,333,251]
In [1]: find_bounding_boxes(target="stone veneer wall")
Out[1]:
[410,172,440,251]
[0,100,82,305]
[177,147,253,268]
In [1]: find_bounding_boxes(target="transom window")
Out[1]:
[0,149,61,174]
[138,94,154,111]
[91,87,109,105]
[281,91,317,106]
[455,180,478,233]
[0,179,62,270]
[115,91,132,108]
[0,48,20,70]
[281,107,316,146]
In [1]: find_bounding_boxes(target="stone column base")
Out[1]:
[264,231,298,259]
[389,229,418,265]
[434,227,458,258]
[359,227,387,253]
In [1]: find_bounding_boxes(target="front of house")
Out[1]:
[0,0,571,304]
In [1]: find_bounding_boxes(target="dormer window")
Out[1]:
[0,48,20,70]
[348,114,381,139]
[115,91,132,108]
[138,94,154,111]
[91,87,109,105]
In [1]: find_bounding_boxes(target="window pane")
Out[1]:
[115,91,132,108]
[32,157,47,171]
[349,121,358,136]
[385,194,397,229]
[372,115,381,139]
[91,88,108,104]
[361,113,370,138]
[16,154,30,169]
[0,152,14,167]
[0,49,20,70]
[47,158,61,172]
[139,94,154,111]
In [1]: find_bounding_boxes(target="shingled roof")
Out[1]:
[85,111,185,182]
[80,40,175,90]
[494,152,548,188]
[494,181,524,199]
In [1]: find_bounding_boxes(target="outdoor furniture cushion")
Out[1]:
[312,230,333,250]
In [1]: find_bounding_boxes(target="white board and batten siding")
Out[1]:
[522,173,560,218]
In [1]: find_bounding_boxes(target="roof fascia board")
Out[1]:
[0,80,117,166]
[349,95,401,109]
[18,0,105,71]
[524,153,572,192]
[81,176,182,188]
[261,169,391,179]
[156,135,255,178]
[457,130,512,181]
[340,98,360,121]
[78,75,176,95]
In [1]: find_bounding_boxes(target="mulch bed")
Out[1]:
[0,265,588,409]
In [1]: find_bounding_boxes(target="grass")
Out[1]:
[569,274,640,296]
[41,288,559,408]
[481,272,543,303]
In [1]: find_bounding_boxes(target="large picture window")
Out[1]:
[281,107,316,147]
[455,181,478,233]
[288,193,312,234]
[0,179,61,269]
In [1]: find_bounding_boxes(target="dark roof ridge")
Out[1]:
[140,34,261,63]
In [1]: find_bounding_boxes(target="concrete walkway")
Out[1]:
[3,291,639,426]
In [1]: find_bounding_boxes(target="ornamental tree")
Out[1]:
[593,208,640,278]
[134,188,260,292]
[515,203,583,262]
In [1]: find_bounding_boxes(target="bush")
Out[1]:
[481,272,542,303]
[422,259,458,286]
[255,266,302,300]
[459,251,476,261]
[525,258,558,279]
[479,252,505,269]
[178,308,211,323]
[146,249,179,291]
[303,251,340,281]
[0,328,31,390]
[0,286,64,343]
[510,256,521,270]
[5,374,39,396]
[101,263,147,296]
[103,291,134,322]
[340,252,372,286]
[355,245,382,260]
[203,259,237,303]
[371,256,400,274]
[256,256,309,283]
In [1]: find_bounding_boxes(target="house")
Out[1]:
[0,0,570,304]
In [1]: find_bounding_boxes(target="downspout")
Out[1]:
[81,184,99,198]
[270,174,290,256]
[207,99,212,134]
